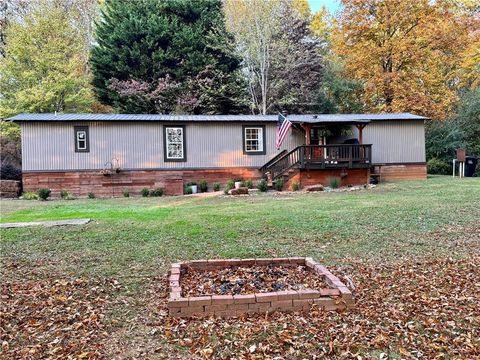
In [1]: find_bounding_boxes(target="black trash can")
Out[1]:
[465,156,478,177]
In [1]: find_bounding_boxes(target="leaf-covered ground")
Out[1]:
[1,176,479,358]
[0,261,120,359]
[109,255,480,359]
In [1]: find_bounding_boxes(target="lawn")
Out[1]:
[1,176,479,358]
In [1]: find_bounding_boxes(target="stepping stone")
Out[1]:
[0,218,91,229]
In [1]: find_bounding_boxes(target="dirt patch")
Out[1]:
[181,264,329,296]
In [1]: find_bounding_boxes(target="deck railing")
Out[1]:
[263,144,372,180]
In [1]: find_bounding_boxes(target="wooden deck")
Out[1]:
[261,144,372,180]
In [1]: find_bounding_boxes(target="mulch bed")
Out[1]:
[180,265,329,296]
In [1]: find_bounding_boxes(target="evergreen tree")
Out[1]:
[91,0,248,114]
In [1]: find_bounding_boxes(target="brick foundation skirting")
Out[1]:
[285,168,369,190]
[22,168,262,197]
[0,180,21,198]
[168,257,354,318]
[377,164,427,181]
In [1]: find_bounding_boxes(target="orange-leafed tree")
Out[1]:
[332,0,472,119]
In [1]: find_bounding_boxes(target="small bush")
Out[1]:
[244,179,253,189]
[257,178,268,192]
[122,189,130,198]
[213,183,220,191]
[60,190,75,200]
[150,187,164,197]
[88,192,96,199]
[199,180,208,193]
[184,185,193,195]
[186,181,197,187]
[0,163,22,180]
[273,178,284,191]
[427,158,451,175]
[224,179,238,194]
[141,188,150,197]
[328,177,341,189]
[22,191,38,200]
[37,188,51,200]
[292,181,300,191]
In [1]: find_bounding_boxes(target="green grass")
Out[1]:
[1,176,479,284]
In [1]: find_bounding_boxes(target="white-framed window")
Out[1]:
[243,126,265,154]
[164,125,186,161]
[74,126,89,152]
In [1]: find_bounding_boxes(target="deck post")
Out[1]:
[300,123,311,145]
[355,123,367,144]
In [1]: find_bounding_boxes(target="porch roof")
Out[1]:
[7,112,428,122]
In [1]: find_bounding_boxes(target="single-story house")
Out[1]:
[8,113,427,196]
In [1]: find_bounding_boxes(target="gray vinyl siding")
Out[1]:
[355,120,425,164]
[21,121,304,171]
[20,120,425,171]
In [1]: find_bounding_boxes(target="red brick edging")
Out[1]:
[167,257,355,318]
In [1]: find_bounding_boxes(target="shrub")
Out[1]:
[292,181,300,191]
[22,191,38,200]
[186,181,197,186]
[37,188,51,200]
[223,179,236,194]
[226,180,235,190]
[60,190,75,200]
[122,189,130,197]
[0,163,22,180]
[88,192,96,199]
[199,180,208,192]
[150,187,164,197]
[184,185,193,195]
[328,177,341,189]
[257,178,268,192]
[273,178,284,191]
[141,188,150,197]
[244,179,253,189]
[213,183,220,191]
[427,158,451,175]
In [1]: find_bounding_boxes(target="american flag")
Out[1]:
[275,113,292,149]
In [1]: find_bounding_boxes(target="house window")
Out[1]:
[74,126,89,152]
[164,125,186,161]
[243,125,265,154]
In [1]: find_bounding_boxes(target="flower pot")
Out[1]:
[235,181,242,189]
[190,185,198,194]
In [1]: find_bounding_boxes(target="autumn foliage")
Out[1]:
[332,0,475,120]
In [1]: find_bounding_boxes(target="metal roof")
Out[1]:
[6,112,428,123]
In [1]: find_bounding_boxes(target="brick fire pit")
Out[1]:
[167,257,354,318]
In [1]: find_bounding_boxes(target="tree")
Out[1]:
[0,3,95,117]
[456,88,480,157]
[315,59,364,114]
[268,1,324,114]
[332,0,472,120]
[224,0,324,114]
[224,0,279,114]
[91,0,247,114]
